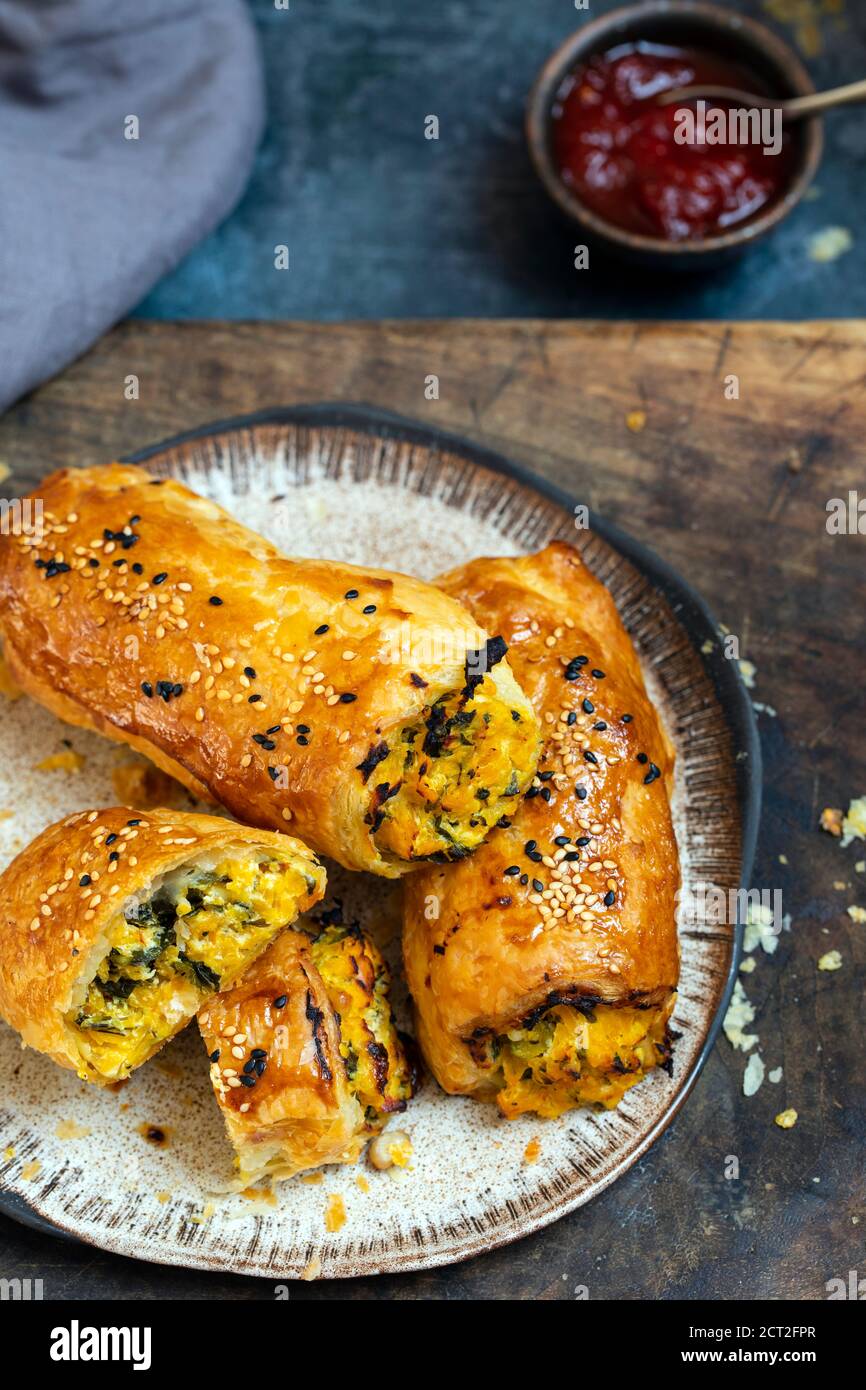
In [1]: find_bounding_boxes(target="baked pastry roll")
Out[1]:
[0,465,540,877]
[199,904,415,1184]
[0,808,325,1084]
[403,542,680,1118]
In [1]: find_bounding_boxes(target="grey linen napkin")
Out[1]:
[0,0,264,411]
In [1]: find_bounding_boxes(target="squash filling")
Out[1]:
[365,671,539,864]
[71,852,317,1079]
[308,912,415,1128]
[468,1002,673,1119]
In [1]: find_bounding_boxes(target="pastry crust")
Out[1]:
[0,807,325,1083]
[0,465,539,876]
[403,542,680,1113]
[199,916,415,1185]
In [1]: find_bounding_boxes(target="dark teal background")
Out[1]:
[137,0,865,322]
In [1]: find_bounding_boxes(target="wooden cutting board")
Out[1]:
[1,319,864,1300]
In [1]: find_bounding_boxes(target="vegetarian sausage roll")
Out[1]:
[0,808,325,1084]
[403,542,681,1118]
[199,904,415,1184]
[0,465,540,876]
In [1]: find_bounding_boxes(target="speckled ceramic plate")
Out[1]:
[0,406,760,1279]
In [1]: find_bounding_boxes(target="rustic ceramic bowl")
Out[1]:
[526,0,823,269]
[0,406,760,1277]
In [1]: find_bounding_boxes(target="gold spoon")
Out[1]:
[656,77,866,122]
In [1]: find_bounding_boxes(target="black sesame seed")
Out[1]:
[524,840,537,853]
[644,763,661,785]
[564,670,580,682]
[539,771,554,781]
[273,995,288,1009]
[89,558,100,568]
[172,683,183,698]
[239,1075,256,1088]
[344,588,359,600]
[637,752,648,764]
[519,874,529,885]
[244,666,256,679]
[315,624,329,635]
[296,724,310,734]
[528,850,543,863]
[339,692,357,704]
[410,672,428,688]
[604,890,616,907]
[576,785,588,799]
[248,693,262,703]
[554,835,570,846]
[576,836,591,847]
[622,714,633,723]
[252,734,276,750]
[592,669,606,679]
[583,699,595,714]
[584,750,598,765]
[105,833,117,846]
[541,787,552,802]
[126,819,140,826]
[532,879,544,893]
[254,1058,266,1076]
[132,562,143,574]
[250,1048,267,1059]
[129,515,141,525]
[152,572,167,585]
[297,735,309,746]
[504,866,520,876]
[564,851,580,862]
[209,1050,220,1063]
[363,604,376,614]
[209,596,223,606]
[141,682,153,697]
[266,725,281,735]
[593,721,608,731]
[79,874,91,887]
[112,558,125,568]
[267,766,280,781]
[109,851,119,862]
[566,711,577,726]
[243,1059,256,1074]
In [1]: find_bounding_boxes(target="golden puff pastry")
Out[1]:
[403,542,680,1118]
[199,903,415,1185]
[0,807,325,1084]
[0,465,540,877]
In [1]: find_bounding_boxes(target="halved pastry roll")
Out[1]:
[0,808,325,1084]
[199,905,415,1185]
[403,542,681,1118]
[0,465,540,876]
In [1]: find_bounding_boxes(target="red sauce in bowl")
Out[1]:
[551,43,796,241]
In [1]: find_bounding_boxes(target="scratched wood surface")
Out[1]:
[0,319,864,1300]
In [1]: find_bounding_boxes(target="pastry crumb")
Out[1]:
[739,955,756,974]
[818,949,843,971]
[847,906,866,924]
[3,1146,15,1161]
[841,797,866,847]
[625,409,646,433]
[738,659,757,689]
[300,1171,324,1184]
[356,1175,370,1193]
[54,1119,91,1141]
[808,227,853,263]
[820,806,843,837]
[723,980,758,1052]
[325,1193,346,1232]
[774,1108,798,1130]
[21,1159,41,1180]
[743,1052,765,1097]
[35,748,85,774]
[768,1066,783,1084]
[156,1191,171,1204]
[301,1254,322,1281]
[524,1138,541,1165]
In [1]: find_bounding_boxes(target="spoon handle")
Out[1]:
[784,78,866,119]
